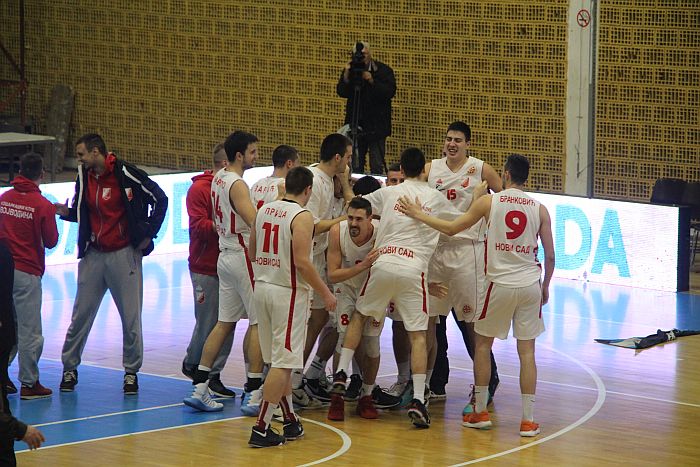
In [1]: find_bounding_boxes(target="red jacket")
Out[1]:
[0,175,59,276]
[187,171,219,276]
[86,153,130,252]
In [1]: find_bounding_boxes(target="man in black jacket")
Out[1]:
[337,42,396,175]
[54,134,168,394]
[1,242,45,466]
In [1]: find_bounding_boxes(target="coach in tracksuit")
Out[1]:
[0,153,58,400]
[54,133,167,395]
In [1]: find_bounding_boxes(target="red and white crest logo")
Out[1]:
[102,188,111,201]
[461,178,470,188]
[435,178,443,186]
[125,187,134,201]
[467,166,476,175]
[463,304,473,314]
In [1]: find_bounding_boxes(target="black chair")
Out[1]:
[650,178,687,205]
[682,181,700,266]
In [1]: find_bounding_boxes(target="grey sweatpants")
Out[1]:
[183,271,233,375]
[9,270,44,386]
[61,246,143,373]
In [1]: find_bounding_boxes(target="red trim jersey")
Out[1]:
[250,175,282,210]
[0,175,58,276]
[253,199,311,290]
[212,169,250,251]
[338,219,378,290]
[364,180,459,272]
[428,156,486,242]
[486,188,542,287]
[305,166,334,255]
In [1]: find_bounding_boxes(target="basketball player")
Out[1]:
[398,154,555,437]
[250,145,300,209]
[425,121,502,413]
[183,130,263,413]
[331,147,459,428]
[248,166,337,447]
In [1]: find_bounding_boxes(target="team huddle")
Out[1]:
[179,122,555,448]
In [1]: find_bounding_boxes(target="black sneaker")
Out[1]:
[60,369,78,392]
[181,362,195,380]
[344,374,362,401]
[305,378,331,402]
[249,425,286,448]
[123,373,139,395]
[371,385,401,409]
[331,370,347,396]
[283,418,305,440]
[208,376,236,398]
[407,398,431,428]
[4,379,17,395]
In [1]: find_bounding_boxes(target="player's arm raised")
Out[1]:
[230,180,257,228]
[398,194,491,237]
[291,211,337,311]
[538,204,555,305]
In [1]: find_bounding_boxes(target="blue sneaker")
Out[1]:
[462,384,494,416]
[241,389,262,416]
[184,385,223,412]
[399,380,414,408]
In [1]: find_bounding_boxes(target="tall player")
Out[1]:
[398,154,555,436]
[183,130,263,413]
[248,166,337,447]
[331,148,459,428]
[426,121,502,413]
[250,145,300,209]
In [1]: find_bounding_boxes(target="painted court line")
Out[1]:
[448,345,606,466]
[297,418,352,467]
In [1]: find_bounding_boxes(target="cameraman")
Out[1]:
[337,41,396,175]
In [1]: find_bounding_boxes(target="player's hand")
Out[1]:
[397,195,423,218]
[22,425,45,450]
[324,292,338,312]
[360,248,380,269]
[473,180,489,199]
[428,282,448,299]
[54,198,69,217]
[541,285,549,305]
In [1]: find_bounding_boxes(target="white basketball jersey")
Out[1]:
[306,166,335,255]
[250,175,282,210]
[428,157,487,241]
[364,180,459,272]
[339,219,379,290]
[212,169,250,251]
[486,188,542,287]
[253,199,311,290]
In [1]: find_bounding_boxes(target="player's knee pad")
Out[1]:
[363,335,380,358]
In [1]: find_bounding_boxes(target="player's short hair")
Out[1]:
[387,162,401,173]
[352,175,381,196]
[400,147,425,178]
[272,145,299,168]
[504,154,530,185]
[224,130,258,163]
[348,196,372,217]
[285,166,313,195]
[212,142,227,163]
[320,133,351,162]
[447,121,472,142]
[19,152,44,181]
[76,133,107,155]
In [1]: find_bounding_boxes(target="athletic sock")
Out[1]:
[361,384,374,397]
[305,356,327,380]
[337,348,355,375]
[193,365,211,385]
[397,361,410,384]
[255,400,277,430]
[474,385,489,413]
[522,394,535,422]
[412,374,426,403]
[246,373,264,392]
[280,394,298,423]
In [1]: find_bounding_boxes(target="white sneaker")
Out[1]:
[241,388,262,417]
[183,385,223,412]
[292,387,327,409]
[387,381,408,398]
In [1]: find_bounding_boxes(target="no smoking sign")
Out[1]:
[577,9,591,28]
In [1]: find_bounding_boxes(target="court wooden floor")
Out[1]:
[10,253,700,466]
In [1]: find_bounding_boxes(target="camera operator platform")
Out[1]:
[337,42,396,175]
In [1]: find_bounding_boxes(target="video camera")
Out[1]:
[349,41,367,85]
